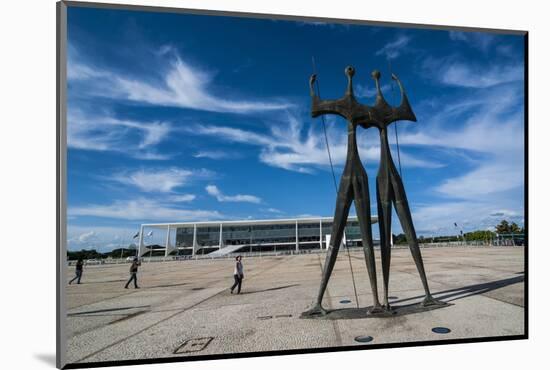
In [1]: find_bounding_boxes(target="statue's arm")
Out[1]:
[309,75,344,118]
[389,73,417,123]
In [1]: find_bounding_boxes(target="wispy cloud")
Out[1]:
[412,200,524,236]
[375,35,412,60]
[77,231,97,243]
[169,194,196,202]
[69,46,291,114]
[398,84,524,201]
[441,63,523,88]
[193,150,231,160]
[423,56,523,88]
[108,167,212,193]
[206,185,262,204]
[262,207,284,214]
[382,79,525,236]
[69,198,222,221]
[355,82,392,99]
[449,31,496,52]
[67,225,149,251]
[187,113,443,173]
[68,108,172,159]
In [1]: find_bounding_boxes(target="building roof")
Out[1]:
[141,215,378,228]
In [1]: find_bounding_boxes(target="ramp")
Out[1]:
[207,244,246,257]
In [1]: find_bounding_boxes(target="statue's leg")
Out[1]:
[389,168,446,307]
[303,170,354,316]
[376,172,393,310]
[352,170,383,313]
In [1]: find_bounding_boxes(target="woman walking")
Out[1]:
[125,257,141,289]
[69,258,84,285]
[230,255,244,294]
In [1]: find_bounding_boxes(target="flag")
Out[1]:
[132,232,140,239]
[147,231,153,237]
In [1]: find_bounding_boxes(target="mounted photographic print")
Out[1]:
[57,1,527,368]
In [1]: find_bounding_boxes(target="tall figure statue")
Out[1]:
[303,66,383,316]
[367,70,444,310]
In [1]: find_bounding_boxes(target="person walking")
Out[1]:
[69,258,84,285]
[125,257,141,289]
[230,255,244,294]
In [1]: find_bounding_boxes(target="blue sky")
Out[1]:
[66,6,525,251]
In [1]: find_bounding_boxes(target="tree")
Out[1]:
[510,222,522,234]
[495,220,524,234]
[495,220,510,234]
[464,230,495,242]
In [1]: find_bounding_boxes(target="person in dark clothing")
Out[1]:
[69,259,84,285]
[230,255,244,294]
[125,257,141,289]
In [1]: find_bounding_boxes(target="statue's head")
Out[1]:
[345,66,355,78]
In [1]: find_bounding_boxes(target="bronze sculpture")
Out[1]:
[303,66,383,316]
[369,69,444,310]
[303,66,444,317]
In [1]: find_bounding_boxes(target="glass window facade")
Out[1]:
[175,218,364,251]
[175,226,193,248]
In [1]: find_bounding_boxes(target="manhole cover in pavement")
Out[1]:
[340,299,352,304]
[432,327,451,334]
[354,335,374,343]
[174,337,214,354]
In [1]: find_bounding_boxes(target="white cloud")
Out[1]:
[77,231,97,243]
[411,200,524,236]
[108,168,208,193]
[193,150,230,160]
[188,113,442,173]
[169,194,196,202]
[449,31,496,52]
[355,82,392,99]
[376,81,525,236]
[69,198,222,221]
[262,208,284,214]
[206,185,261,204]
[375,35,412,60]
[68,225,142,251]
[69,47,291,114]
[435,160,523,198]
[440,63,523,88]
[423,56,523,88]
[397,85,524,200]
[68,108,172,159]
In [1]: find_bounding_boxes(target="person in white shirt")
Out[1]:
[230,255,244,294]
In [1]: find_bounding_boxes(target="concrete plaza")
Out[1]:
[64,246,525,365]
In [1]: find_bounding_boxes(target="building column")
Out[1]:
[319,219,323,249]
[164,225,171,257]
[295,220,299,252]
[192,224,197,256]
[137,224,145,257]
[219,223,223,249]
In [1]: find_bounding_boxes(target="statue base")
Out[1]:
[300,302,451,320]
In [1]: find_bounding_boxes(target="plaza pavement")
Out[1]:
[64,246,525,365]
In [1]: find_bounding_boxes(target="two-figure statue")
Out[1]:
[304,66,445,316]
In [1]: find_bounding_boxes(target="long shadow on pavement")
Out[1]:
[303,274,524,320]
[239,284,300,295]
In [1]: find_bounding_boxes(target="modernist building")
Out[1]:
[138,216,378,257]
